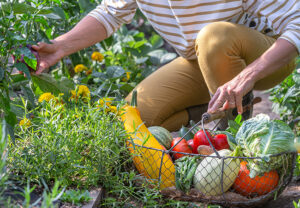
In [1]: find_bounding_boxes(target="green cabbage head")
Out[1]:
[236,114,295,178]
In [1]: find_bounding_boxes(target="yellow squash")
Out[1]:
[121,91,175,189]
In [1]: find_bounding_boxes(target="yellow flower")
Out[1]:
[91,52,104,62]
[96,97,114,108]
[109,106,118,114]
[74,64,88,73]
[78,85,90,98]
[38,93,55,103]
[19,118,31,127]
[70,85,91,101]
[122,72,131,82]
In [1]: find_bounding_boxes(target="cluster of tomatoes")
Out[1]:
[171,130,230,160]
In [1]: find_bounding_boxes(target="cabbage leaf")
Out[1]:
[236,114,295,178]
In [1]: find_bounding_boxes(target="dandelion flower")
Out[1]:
[38,93,55,103]
[74,64,88,73]
[91,52,104,62]
[19,118,31,127]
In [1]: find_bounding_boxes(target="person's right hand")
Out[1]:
[31,41,65,74]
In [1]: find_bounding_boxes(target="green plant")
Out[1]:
[19,180,64,208]
[294,199,300,208]
[0,119,9,205]
[268,67,300,135]
[61,189,92,205]
[9,96,129,188]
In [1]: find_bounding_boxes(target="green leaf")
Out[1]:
[119,83,134,93]
[1,3,53,14]
[234,114,242,125]
[148,49,165,65]
[133,40,147,49]
[32,74,73,96]
[150,34,164,49]
[134,57,148,64]
[0,67,4,81]
[106,66,125,79]
[24,56,37,71]
[14,63,31,79]
[78,0,96,13]
[160,53,177,64]
[20,85,36,108]
[52,6,66,20]
[39,13,61,20]
[0,93,10,113]
[5,111,17,128]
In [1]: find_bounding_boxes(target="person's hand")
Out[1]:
[208,73,255,115]
[31,41,65,74]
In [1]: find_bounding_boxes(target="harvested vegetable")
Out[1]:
[213,134,230,150]
[187,139,196,153]
[175,156,199,193]
[171,137,193,160]
[236,114,295,178]
[233,161,279,196]
[121,91,175,189]
[148,126,173,149]
[193,130,215,153]
[179,125,194,140]
[197,145,214,155]
[193,149,240,196]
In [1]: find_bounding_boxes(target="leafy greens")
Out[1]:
[236,114,295,178]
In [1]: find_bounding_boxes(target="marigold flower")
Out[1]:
[109,106,118,114]
[91,52,104,62]
[74,64,88,73]
[122,72,131,82]
[19,118,31,127]
[96,97,114,108]
[70,85,91,101]
[38,93,55,103]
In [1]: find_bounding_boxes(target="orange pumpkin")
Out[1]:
[233,161,279,196]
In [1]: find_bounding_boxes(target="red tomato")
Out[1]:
[213,134,229,150]
[187,139,197,154]
[193,130,214,153]
[171,137,192,160]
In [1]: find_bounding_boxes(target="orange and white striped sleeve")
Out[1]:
[88,0,137,37]
[247,0,300,53]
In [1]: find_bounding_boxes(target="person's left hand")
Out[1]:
[207,73,255,115]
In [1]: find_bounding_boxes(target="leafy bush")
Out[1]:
[268,67,300,132]
[8,94,130,188]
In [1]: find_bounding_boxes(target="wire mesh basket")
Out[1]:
[127,116,297,208]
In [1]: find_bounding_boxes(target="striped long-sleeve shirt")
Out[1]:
[88,0,300,59]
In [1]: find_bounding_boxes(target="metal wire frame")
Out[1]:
[127,117,297,207]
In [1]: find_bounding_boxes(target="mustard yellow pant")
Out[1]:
[126,22,295,132]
